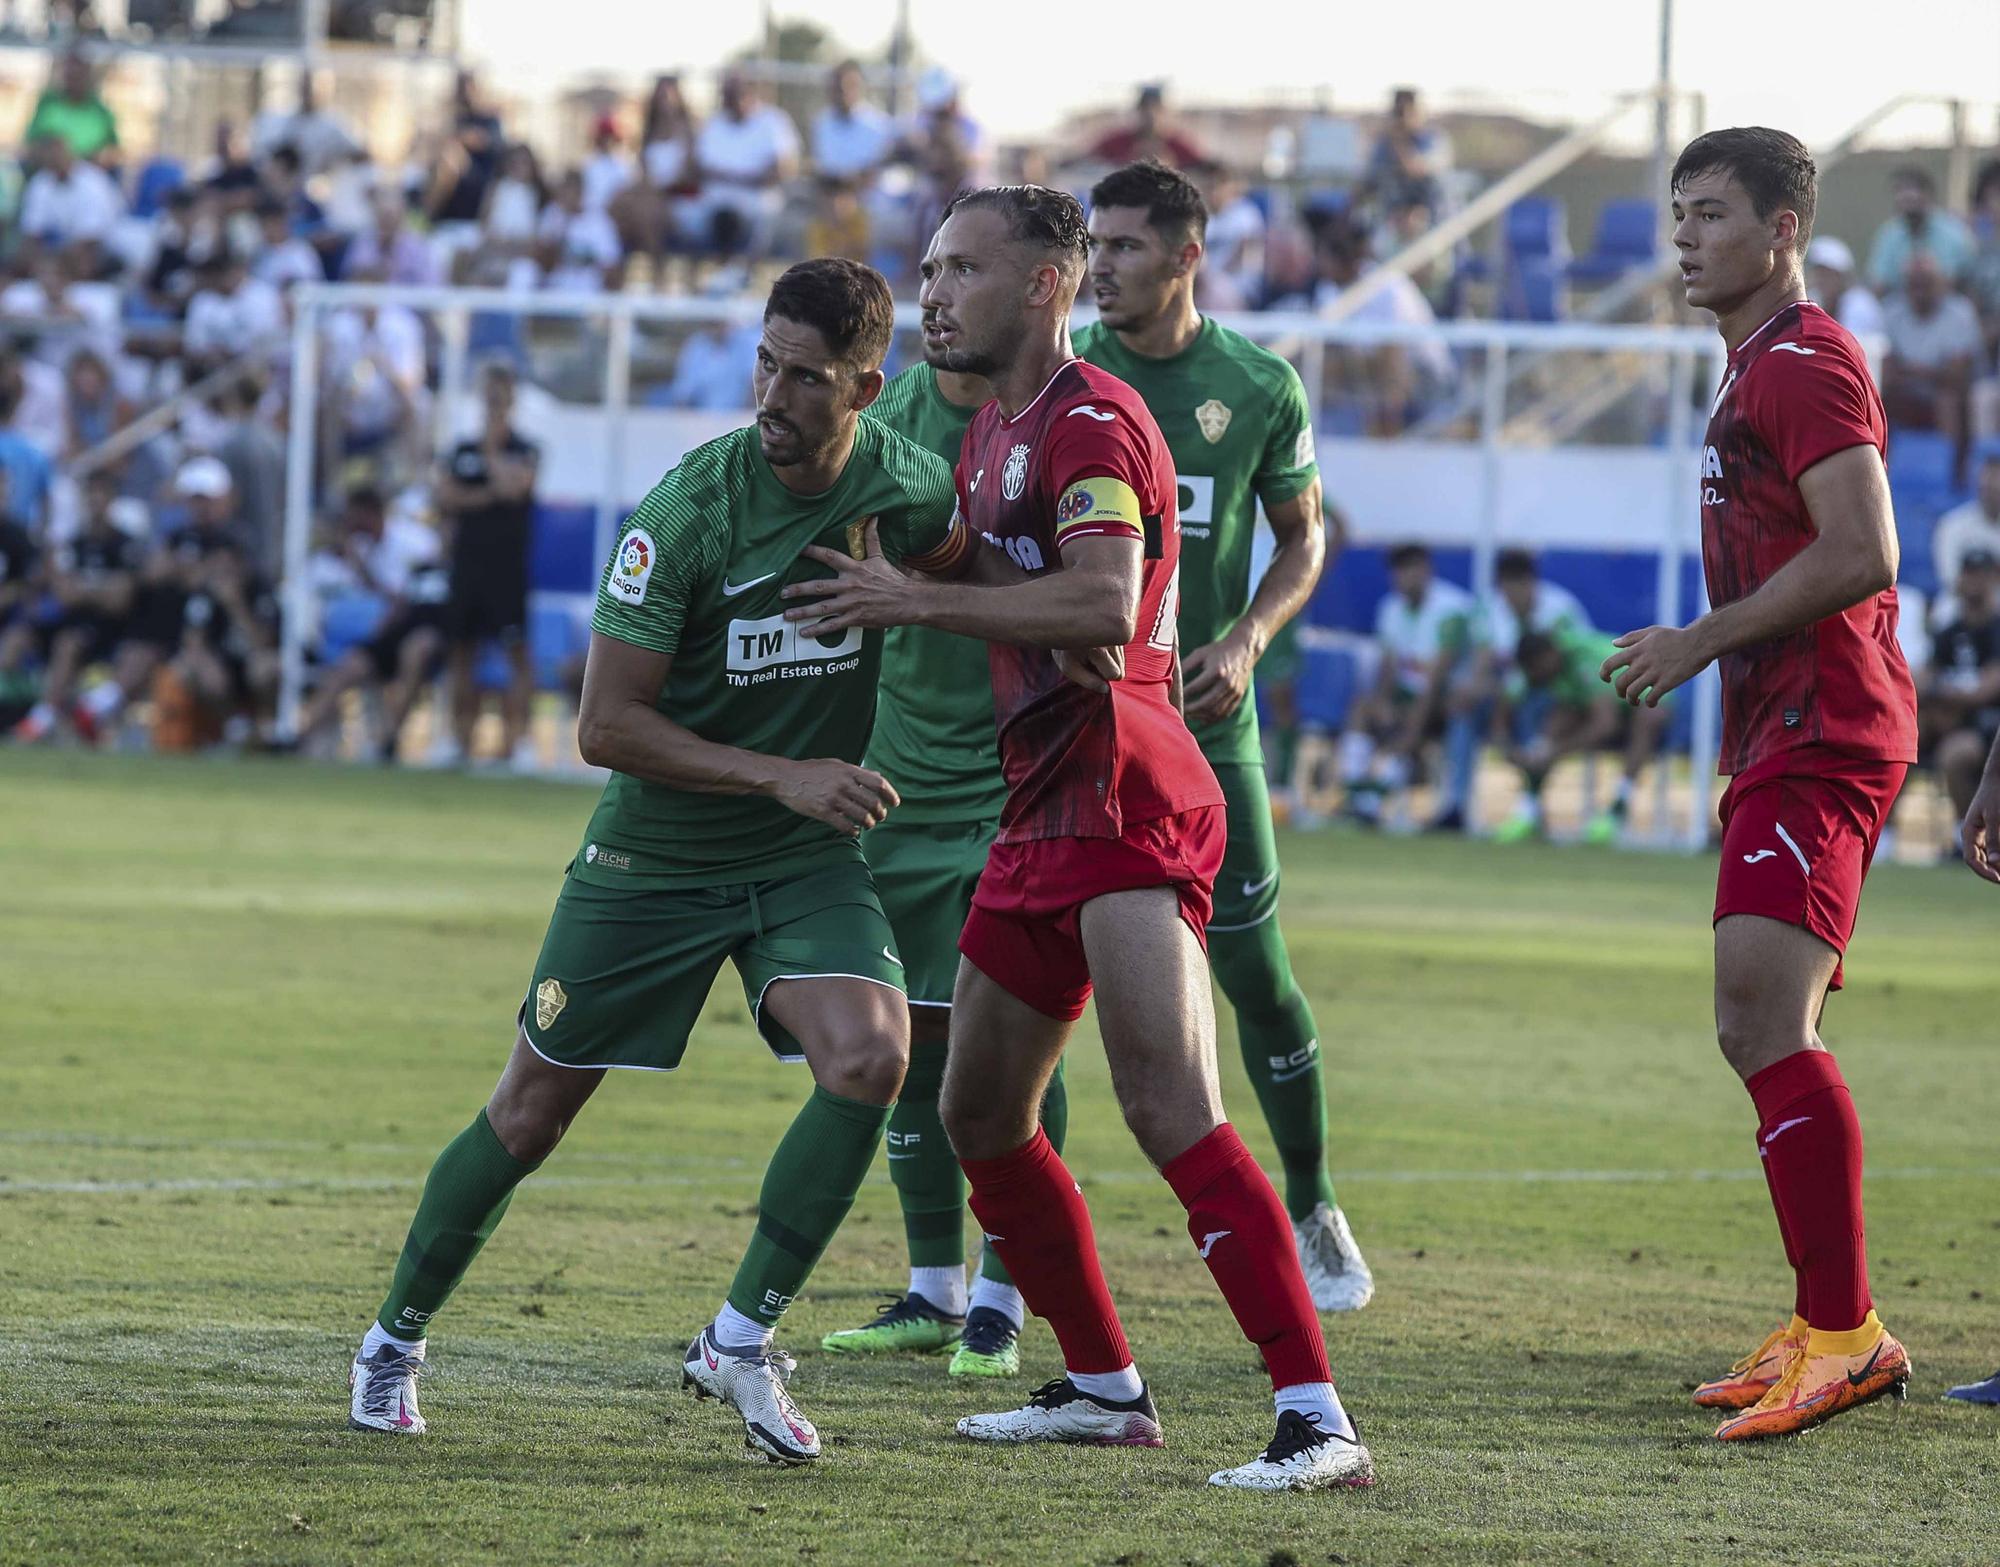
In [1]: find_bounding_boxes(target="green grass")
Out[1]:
[2,750,1997,1567]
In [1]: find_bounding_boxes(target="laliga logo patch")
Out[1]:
[1001,443,1031,501]
[1056,488,1095,525]
[611,529,655,604]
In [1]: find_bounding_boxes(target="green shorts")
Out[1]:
[520,857,906,1071]
[1207,761,1283,933]
[865,815,996,1007]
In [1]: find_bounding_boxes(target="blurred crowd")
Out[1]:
[0,47,1992,857]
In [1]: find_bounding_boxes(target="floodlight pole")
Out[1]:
[1652,0,1676,199]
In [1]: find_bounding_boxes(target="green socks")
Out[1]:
[727,1085,892,1325]
[377,1108,541,1339]
[890,1042,966,1269]
[1210,919,1338,1221]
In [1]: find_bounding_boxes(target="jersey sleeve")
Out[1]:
[590,467,725,656]
[1747,342,1882,483]
[1042,401,1153,554]
[1253,360,1319,508]
[874,434,970,574]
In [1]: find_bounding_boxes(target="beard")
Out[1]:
[923,334,1001,378]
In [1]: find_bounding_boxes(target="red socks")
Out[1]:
[960,1128,1132,1374]
[1746,1049,1871,1332]
[1162,1123,1332,1390]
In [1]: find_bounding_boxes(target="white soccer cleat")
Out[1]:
[682,1329,819,1465]
[1295,1203,1375,1313]
[1208,1411,1376,1491]
[955,1377,1164,1447]
[348,1342,427,1433]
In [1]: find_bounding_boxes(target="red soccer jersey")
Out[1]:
[1700,300,1918,774]
[957,358,1223,842]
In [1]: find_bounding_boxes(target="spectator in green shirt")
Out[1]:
[26,52,119,166]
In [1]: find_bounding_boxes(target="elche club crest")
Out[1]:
[1195,398,1233,444]
[1001,443,1031,501]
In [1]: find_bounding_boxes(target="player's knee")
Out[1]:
[939,1077,1022,1161]
[484,1083,573,1163]
[810,1020,908,1107]
[1117,1088,1218,1168]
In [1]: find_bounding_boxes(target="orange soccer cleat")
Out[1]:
[1693,1316,1807,1410]
[1714,1313,1910,1442]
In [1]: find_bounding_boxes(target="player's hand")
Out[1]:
[1054,644,1124,693]
[1963,774,2000,884]
[771,758,900,836]
[782,517,913,636]
[1600,624,1710,708]
[1181,632,1258,725]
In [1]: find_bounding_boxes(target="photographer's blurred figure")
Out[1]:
[1492,626,1669,845]
[1920,548,2000,850]
[437,360,539,769]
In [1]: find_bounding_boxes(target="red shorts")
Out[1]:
[958,805,1226,1021]
[1713,745,1907,990]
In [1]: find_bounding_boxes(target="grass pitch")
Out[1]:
[1,751,1996,1567]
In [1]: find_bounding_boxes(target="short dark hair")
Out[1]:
[763,257,895,371]
[1387,542,1431,570]
[1516,630,1558,667]
[1671,128,1817,255]
[1089,159,1208,247]
[1893,165,1936,195]
[344,484,386,515]
[943,184,1090,275]
[1496,547,1538,582]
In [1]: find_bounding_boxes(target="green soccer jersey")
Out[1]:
[581,418,959,887]
[861,363,1009,823]
[1533,624,1622,710]
[1075,316,1319,766]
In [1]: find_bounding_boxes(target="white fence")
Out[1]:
[280,284,1728,844]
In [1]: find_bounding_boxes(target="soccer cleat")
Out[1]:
[948,1307,1021,1378]
[1944,1368,2000,1405]
[1208,1410,1376,1491]
[1492,810,1541,844]
[1692,1320,1805,1409]
[1294,1203,1374,1313]
[1583,810,1622,846]
[956,1377,1163,1447]
[682,1329,819,1465]
[819,1292,963,1356]
[348,1343,426,1433]
[1714,1318,1910,1442]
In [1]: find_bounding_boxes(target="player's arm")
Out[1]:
[1184,477,1328,725]
[576,632,897,835]
[1602,445,1895,706]
[1962,726,2000,884]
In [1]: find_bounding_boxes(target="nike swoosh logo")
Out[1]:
[882,947,902,967]
[1771,343,1817,356]
[1847,1344,1886,1387]
[886,1153,917,1160]
[1743,849,1778,864]
[1198,1229,1232,1259]
[1270,1063,1317,1084]
[704,1345,719,1370]
[1066,405,1116,422]
[721,572,777,597]
[1241,871,1277,899]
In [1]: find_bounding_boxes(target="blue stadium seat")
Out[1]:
[131,157,185,219]
[1568,199,1659,283]
[528,594,592,691]
[1503,197,1568,263]
[1293,641,1360,732]
[466,311,526,366]
[1502,260,1569,322]
[1497,198,1570,321]
[530,503,605,596]
[318,592,387,662]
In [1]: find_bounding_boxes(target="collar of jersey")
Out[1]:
[997,359,1078,427]
[1734,297,1821,359]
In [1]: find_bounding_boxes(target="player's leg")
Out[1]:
[380,624,446,762]
[501,636,534,763]
[1706,763,1911,1439]
[1435,671,1492,832]
[1495,690,1562,842]
[1207,762,1370,1312]
[1081,881,1372,1488]
[958,1057,1067,1376]
[943,952,1166,1445]
[1940,726,1989,823]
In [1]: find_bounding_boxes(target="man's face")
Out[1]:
[1906,255,1943,312]
[1498,574,1535,618]
[918,206,1040,377]
[1391,556,1431,603]
[1088,205,1192,332]
[345,502,386,541]
[831,66,862,112]
[44,137,73,176]
[61,55,89,97]
[483,374,515,424]
[1672,168,1793,314]
[752,314,870,469]
[1959,562,1998,614]
[1521,641,1563,688]
[722,76,750,118]
[189,491,234,531]
[1894,178,1931,221]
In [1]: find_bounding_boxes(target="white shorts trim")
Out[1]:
[516,1015,679,1074]
[754,971,910,1063]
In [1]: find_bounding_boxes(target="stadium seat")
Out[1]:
[1293,638,1361,733]
[466,311,526,366]
[318,592,388,663]
[528,593,592,691]
[1497,198,1570,322]
[1567,199,1659,283]
[530,502,606,596]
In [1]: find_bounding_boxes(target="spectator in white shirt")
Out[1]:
[580,115,633,216]
[478,143,545,283]
[323,300,428,466]
[0,247,121,369]
[614,75,701,285]
[183,251,285,373]
[250,72,361,178]
[1313,220,1453,433]
[903,69,985,213]
[341,190,442,287]
[536,170,623,293]
[1883,251,1982,475]
[1807,236,1887,373]
[251,195,324,291]
[689,73,800,260]
[1934,446,2000,605]
[663,314,762,410]
[812,61,894,186]
[1199,171,1267,310]
[19,133,124,249]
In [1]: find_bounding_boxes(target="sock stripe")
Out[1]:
[754,1207,826,1264]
